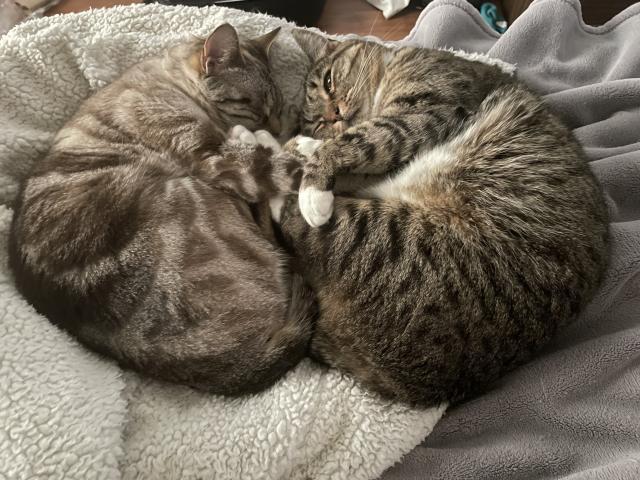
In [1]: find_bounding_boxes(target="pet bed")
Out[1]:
[0,5,445,480]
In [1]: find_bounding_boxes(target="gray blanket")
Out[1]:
[383,0,640,478]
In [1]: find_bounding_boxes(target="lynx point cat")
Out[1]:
[268,31,609,406]
[9,24,316,394]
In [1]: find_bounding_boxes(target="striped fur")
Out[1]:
[273,31,609,406]
[8,25,316,395]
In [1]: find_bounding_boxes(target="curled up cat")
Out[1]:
[8,24,317,395]
[263,30,610,406]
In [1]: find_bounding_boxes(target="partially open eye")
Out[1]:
[323,70,332,93]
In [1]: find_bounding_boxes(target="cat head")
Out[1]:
[292,30,384,139]
[182,24,283,133]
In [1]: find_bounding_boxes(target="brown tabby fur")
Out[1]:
[8,24,316,395]
[271,31,610,406]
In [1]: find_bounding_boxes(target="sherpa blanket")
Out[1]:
[0,5,447,480]
[383,0,640,479]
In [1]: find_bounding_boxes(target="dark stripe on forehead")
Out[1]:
[340,43,370,77]
[242,44,266,65]
[392,91,443,108]
[331,42,360,63]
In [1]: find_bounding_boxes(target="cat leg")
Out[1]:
[198,126,306,203]
[299,110,458,226]
[288,136,334,227]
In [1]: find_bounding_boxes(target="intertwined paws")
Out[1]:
[228,125,282,152]
[292,136,333,227]
[295,136,323,158]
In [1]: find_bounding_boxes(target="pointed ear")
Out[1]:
[291,29,338,63]
[201,23,241,76]
[253,27,281,55]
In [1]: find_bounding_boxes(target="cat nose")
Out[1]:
[325,102,347,123]
[324,108,339,123]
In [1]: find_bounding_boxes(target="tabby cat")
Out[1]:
[8,24,316,395]
[267,30,609,406]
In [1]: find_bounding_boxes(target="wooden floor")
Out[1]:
[46,0,420,40]
[46,0,637,38]
[316,0,420,40]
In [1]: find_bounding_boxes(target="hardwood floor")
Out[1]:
[317,0,420,40]
[46,0,639,37]
[47,0,420,40]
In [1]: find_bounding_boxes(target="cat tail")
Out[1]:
[269,272,317,367]
[241,273,317,393]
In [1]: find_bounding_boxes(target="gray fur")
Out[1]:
[8,25,315,395]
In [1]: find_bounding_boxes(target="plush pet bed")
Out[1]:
[1,0,639,479]
[0,5,445,480]
[384,1,640,478]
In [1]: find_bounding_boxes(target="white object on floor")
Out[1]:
[0,5,446,480]
[367,0,410,19]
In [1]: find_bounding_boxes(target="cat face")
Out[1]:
[194,24,284,133]
[293,31,382,139]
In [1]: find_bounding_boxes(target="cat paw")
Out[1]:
[299,186,334,227]
[254,130,282,153]
[228,125,257,145]
[269,195,286,223]
[295,136,323,158]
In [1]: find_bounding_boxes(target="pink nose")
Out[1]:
[324,101,348,123]
[324,107,340,123]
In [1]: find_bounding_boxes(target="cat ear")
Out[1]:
[253,27,281,55]
[202,23,242,76]
[291,29,338,63]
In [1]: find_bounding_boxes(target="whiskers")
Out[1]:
[348,16,400,105]
[349,42,379,103]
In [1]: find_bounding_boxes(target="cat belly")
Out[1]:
[363,136,461,203]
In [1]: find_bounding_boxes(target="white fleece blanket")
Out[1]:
[0,5,445,480]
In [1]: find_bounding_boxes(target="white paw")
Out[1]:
[255,130,282,153]
[269,195,286,223]
[229,125,249,139]
[295,136,323,158]
[228,125,257,145]
[299,187,334,227]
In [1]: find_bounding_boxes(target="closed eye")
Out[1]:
[219,97,252,105]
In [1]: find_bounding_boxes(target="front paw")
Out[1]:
[228,125,258,145]
[295,136,323,158]
[228,125,282,153]
[299,186,334,227]
[254,130,282,153]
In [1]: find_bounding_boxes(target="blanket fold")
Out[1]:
[384,1,640,478]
